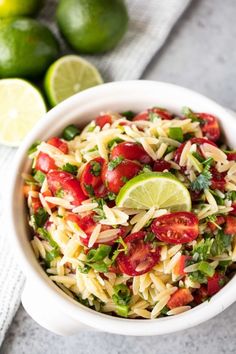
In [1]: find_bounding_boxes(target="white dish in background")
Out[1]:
[8,80,236,336]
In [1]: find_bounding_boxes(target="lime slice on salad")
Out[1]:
[116,172,191,211]
[44,55,103,107]
[0,79,46,147]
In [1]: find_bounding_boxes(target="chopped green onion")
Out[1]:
[197,261,215,277]
[31,208,48,228]
[168,127,183,142]
[107,138,123,150]
[34,170,46,184]
[89,262,108,272]
[38,228,59,249]
[112,284,131,306]
[45,249,60,263]
[87,245,112,262]
[115,304,129,317]
[62,124,80,141]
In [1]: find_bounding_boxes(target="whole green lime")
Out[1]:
[56,0,129,54]
[0,18,59,78]
[0,0,44,18]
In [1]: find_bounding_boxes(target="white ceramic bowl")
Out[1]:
[8,80,236,336]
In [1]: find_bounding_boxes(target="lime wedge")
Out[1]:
[116,172,191,211]
[0,79,46,147]
[44,55,103,107]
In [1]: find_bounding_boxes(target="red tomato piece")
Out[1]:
[117,231,160,276]
[153,159,171,172]
[173,255,191,276]
[47,137,68,154]
[227,152,236,161]
[151,212,199,244]
[167,288,193,309]
[210,167,226,191]
[95,114,112,128]
[194,285,208,305]
[47,171,86,206]
[197,113,220,142]
[133,107,173,121]
[80,157,107,197]
[31,197,42,213]
[174,138,216,164]
[111,142,152,164]
[207,272,225,296]
[230,203,236,216]
[102,159,142,194]
[224,216,236,235]
[35,152,57,174]
[207,215,225,232]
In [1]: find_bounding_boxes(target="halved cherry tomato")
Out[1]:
[151,212,199,244]
[207,215,225,232]
[227,152,236,161]
[133,107,173,121]
[80,157,107,197]
[167,288,193,309]
[116,231,160,276]
[35,152,57,174]
[111,142,152,164]
[102,159,142,194]
[47,171,86,206]
[153,159,171,172]
[47,137,68,154]
[194,285,208,305]
[95,114,112,128]
[224,216,236,235]
[35,137,68,173]
[197,113,220,142]
[230,203,236,216]
[173,255,191,276]
[207,272,225,296]
[210,167,226,191]
[174,138,216,165]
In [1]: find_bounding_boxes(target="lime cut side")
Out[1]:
[0,79,46,147]
[44,55,103,106]
[116,172,191,211]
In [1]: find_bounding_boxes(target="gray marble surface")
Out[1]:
[2,0,236,353]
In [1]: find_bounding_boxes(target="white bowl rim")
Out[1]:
[8,80,236,336]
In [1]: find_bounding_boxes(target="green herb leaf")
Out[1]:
[107,138,123,150]
[55,189,64,198]
[112,284,131,306]
[89,262,108,272]
[107,192,116,200]
[28,140,41,155]
[78,265,90,274]
[189,271,206,284]
[168,127,184,142]
[62,124,80,141]
[62,163,78,175]
[197,261,215,277]
[90,160,102,176]
[192,238,213,261]
[190,163,212,192]
[121,111,135,120]
[210,230,231,256]
[111,237,128,263]
[182,107,200,122]
[121,176,128,183]
[192,152,205,163]
[84,184,95,196]
[31,208,48,228]
[144,232,156,243]
[38,228,59,249]
[34,170,46,184]
[45,249,60,263]
[87,245,112,262]
[108,156,124,171]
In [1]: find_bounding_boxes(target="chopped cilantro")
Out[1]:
[45,249,60,263]
[226,191,236,201]
[78,265,90,274]
[111,237,128,263]
[38,228,59,249]
[62,163,78,175]
[192,152,205,163]
[144,232,156,243]
[90,160,101,176]
[165,146,176,155]
[192,238,213,261]
[210,230,231,256]
[108,156,124,171]
[182,107,200,122]
[107,192,116,200]
[87,245,112,262]
[31,208,48,229]
[197,261,215,277]
[190,163,212,192]
[189,271,206,284]
[112,284,131,306]
[84,184,95,196]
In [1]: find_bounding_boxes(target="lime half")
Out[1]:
[0,79,46,147]
[44,55,103,107]
[116,172,191,211]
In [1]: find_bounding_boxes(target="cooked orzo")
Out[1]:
[24,106,236,319]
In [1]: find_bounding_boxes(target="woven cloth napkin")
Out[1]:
[0,0,190,344]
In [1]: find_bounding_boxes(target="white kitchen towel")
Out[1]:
[0,0,190,345]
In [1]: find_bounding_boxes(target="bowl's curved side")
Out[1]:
[8,80,236,336]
